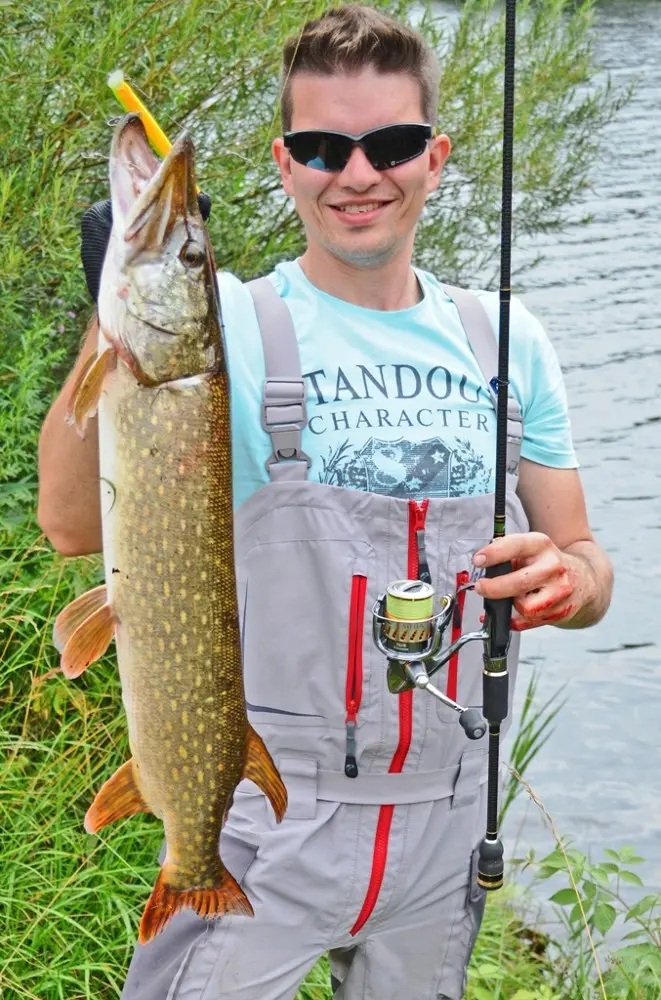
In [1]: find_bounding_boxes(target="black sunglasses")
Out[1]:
[283,123,434,173]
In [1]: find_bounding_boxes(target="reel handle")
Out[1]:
[459,708,487,741]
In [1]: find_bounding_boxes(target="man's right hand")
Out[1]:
[80,192,212,304]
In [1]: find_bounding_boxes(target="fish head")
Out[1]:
[99,114,221,385]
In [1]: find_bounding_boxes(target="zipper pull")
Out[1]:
[416,527,431,585]
[410,500,431,584]
[344,712,358,778]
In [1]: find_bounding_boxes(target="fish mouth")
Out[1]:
[110,114,199,253]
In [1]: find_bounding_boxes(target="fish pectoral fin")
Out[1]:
[60,602,116,679]
[138,863,253,945]
[53,584,108,653]
[243,725,288,823]
[66,345,117,438]
[85,758,151,834]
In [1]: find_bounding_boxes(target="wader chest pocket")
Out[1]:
[240,540,374,729]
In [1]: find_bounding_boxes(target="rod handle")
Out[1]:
[483,559,512,660]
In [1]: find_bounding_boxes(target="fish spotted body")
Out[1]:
[53,114,286,943]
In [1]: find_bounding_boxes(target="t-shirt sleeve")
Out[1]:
[515,299,579,469]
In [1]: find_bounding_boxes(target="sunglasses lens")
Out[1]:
[363,125,430,169]
[287,132,353,172]
[285,125,432,172]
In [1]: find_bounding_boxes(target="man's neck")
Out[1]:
[298,246,422,311]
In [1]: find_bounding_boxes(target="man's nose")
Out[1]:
[338,144,382,188]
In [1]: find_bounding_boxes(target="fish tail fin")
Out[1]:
[138,864,253,944]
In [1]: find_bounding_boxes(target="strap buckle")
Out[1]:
[261,377,311,469]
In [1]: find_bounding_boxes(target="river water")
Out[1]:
[469,0,661,895]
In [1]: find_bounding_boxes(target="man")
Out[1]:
[37,5,613,999]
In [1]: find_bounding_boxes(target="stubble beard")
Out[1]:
[317,229,408,270]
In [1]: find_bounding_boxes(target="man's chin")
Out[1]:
[326,236,401,269]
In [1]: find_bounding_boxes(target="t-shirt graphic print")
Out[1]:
[305,358,493,499]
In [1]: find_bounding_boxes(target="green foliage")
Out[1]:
[514,839,661,999]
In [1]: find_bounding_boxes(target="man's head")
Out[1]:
[272,4,451,273]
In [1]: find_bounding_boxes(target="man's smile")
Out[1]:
[326,199,395,224]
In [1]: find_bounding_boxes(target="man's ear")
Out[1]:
[426,133,452,196]
[272,137,295,197]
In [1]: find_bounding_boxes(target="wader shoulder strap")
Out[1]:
[441,283,523,480]
[247,277,310,482]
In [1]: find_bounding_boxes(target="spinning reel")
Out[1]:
[372,580,488,742]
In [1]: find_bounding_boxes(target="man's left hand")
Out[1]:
[472,532,597,631]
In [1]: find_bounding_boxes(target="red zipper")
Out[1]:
[350,499,428,936]
[345,574,367,778]
[447,570,470,702]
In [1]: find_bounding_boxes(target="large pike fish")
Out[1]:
[53,113,287,944]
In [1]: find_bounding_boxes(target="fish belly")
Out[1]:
[99,360,245,884]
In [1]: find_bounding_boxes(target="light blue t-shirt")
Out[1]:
[218,260,577,510]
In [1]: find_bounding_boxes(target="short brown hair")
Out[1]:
[280,4,440,132]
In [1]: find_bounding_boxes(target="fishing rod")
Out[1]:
[373,0,518,891]
[477,0,517,891]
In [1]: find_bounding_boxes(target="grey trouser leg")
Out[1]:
[122,787,487,1000]
[121,790,342,1000]
[328,864,485,1000]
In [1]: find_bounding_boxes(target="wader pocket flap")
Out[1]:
[279,757,318,820]
[451,750,487,810]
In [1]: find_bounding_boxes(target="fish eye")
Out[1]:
[180,242,206,268]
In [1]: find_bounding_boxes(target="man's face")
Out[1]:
[272,67,451,270]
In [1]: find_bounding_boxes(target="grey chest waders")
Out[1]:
[374,0,518,892]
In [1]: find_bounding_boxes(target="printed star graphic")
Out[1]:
[430,449,444,464]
